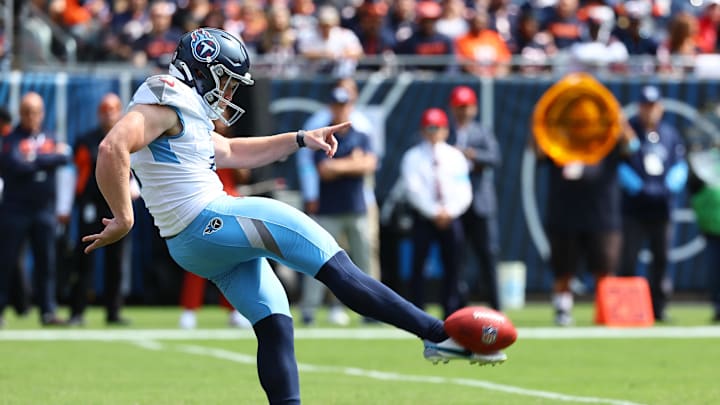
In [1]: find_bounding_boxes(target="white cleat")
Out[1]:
[179,310,197,330]
[423,338,507,367]
[327,307,351,326]
[554,311,574,327]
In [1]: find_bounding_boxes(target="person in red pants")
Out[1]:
[178,123,252,329]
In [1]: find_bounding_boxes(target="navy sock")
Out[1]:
[253,314,300,405]
[315,251,448,343]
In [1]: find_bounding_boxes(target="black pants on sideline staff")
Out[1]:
[409,212,466,318]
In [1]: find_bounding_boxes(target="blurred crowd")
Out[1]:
[7,0,720,76]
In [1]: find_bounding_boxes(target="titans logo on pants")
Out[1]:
[203,217,223,235]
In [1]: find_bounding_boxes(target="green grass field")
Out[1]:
[1,303,719,405]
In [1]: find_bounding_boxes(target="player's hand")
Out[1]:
[82,217,133,254]
[304,122,351,157]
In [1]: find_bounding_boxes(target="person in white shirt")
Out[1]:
[400,108,472,318]
[298,5,364,76]
[568,5,629,73]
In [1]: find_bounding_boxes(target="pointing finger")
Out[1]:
[328,122,351,134]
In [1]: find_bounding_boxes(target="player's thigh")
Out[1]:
[225,197,342,275]
[209,258,291,324]
[168,196,341,277]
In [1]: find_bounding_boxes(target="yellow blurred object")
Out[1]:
[532,73,622,165]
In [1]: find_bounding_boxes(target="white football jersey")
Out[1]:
[129,74,225,237]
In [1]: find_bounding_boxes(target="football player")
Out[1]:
[81,28,507,404]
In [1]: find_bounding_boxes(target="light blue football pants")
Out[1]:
[166,195,342,324]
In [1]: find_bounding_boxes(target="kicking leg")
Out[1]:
[315,251,447,342]
[315,251,506,366]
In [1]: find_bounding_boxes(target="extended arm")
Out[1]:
[213,122,350,169]
[82,104,179,253]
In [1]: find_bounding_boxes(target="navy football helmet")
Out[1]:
[170,28,254,126]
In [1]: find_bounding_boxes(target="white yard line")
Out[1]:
[2,327,693,404]
[2,326,720,341]
[131,341,645,405]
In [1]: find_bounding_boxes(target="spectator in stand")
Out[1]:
[568,5,629,73]
[455,9,512,77]
[539,0,583,50]
[511,9,557,74]
[103,0,151,62]
[132,0,183,69]
[448,86,502,310]
[68,93,139,327]
[290,0,318,45]
[237,0,269,53]
[617,85,687,322]
[0,92,71,327]
[614,0,659,55]
[200,7,226,30]
[400,108,471,318]
[222,1,245,42]
[696,0,720,53]
[298,5,364,77]
[657,12,699,76]
[257,4,299,75]
[172,0,212,33]
[179,120,253,330]
[394,0,455,73]
[388,0,417,44]
[436,0,468,40]
[49,0,110,60]
[353,0,397,68]
[612,0,658,74]
[487,0,521,47]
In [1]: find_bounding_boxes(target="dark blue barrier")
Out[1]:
[2,72,718,300]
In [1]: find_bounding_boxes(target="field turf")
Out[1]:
[1,303,718,405]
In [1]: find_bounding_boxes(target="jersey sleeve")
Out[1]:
[130,75,188,109]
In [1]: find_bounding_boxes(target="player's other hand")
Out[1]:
[82,217,133,254]
[304,122,351,157]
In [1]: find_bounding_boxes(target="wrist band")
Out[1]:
[296,130,306,148]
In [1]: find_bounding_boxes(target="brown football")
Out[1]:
[444,306,518,354]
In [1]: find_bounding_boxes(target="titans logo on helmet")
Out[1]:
[203,217,223,235]
[481,325,498,345]
[190,29,220,63]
